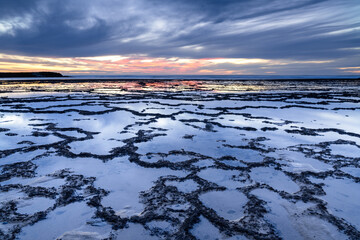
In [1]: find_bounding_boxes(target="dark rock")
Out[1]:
[0,72,64,78]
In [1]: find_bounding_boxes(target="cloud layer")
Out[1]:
[2,53,354,75]
[0,0,359,74]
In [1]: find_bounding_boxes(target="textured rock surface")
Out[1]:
[0,81,359,239]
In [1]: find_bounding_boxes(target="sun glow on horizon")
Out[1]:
[0,53,351,75]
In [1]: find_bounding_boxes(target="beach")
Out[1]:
[1,79,360,239]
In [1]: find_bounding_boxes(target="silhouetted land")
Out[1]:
[0,72,64,78]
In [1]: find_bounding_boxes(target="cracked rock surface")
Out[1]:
[0,80,360,239]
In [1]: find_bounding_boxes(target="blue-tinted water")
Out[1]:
[1,74,359,81]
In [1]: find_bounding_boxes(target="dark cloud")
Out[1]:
[0,0,359,64]
[0,0,41,17]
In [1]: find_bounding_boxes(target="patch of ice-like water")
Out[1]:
[310,176,360,229]
[1,175,66,189]
[250,167,300,193]
[56,231,104,240]
[166,179,199,193]
[190,215,249,240]
[198,168,245,189]
[340,166,360,178]
[218,159,247,167]
[146,220,176,234]
[19,202,95,240]
[59,219,113,240]
[252,188,347,240]
[69,138,126,155]
[190,215,223,240]
[29,176,66,188]
[114,223,158,240]
[330,144,360,158]
[278,150,333,173]
[199,190,247,221]
[16,197,55,215]
[0,189,26,205]
[192,159,214,168]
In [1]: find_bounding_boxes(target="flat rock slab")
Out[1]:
[0,82,360,239]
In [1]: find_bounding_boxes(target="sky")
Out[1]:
[0,0,359,75]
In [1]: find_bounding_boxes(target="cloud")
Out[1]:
[1,52,356,75]
[0,0,359,72]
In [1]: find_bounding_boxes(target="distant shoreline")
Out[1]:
[0,72,64,78]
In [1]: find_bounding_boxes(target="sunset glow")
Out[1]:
[0,53,348,75]
[0,0,359,75]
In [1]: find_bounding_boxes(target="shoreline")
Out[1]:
[0,72,64,78]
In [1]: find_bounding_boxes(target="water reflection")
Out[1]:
[1,86,360,239]
[1,79,359,93]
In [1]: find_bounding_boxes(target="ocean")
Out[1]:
[1,74,359,81]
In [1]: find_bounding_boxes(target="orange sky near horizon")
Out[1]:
[0,53,356,75]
